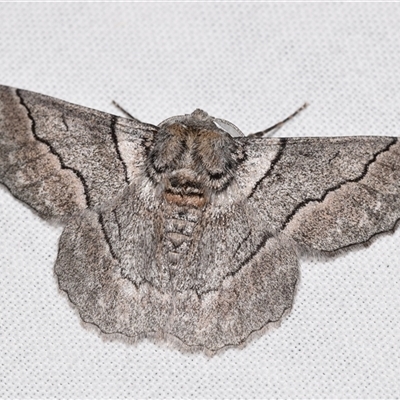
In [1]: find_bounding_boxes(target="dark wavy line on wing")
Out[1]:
[16,89,91,208]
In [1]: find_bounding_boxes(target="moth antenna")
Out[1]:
[249,102,308,138]
[111,100,143,124]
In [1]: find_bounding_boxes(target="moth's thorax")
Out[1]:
[145,120,246,208]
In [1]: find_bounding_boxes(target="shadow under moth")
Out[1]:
[1,84,399,354]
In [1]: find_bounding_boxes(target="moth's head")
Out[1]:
[145,109,246,207]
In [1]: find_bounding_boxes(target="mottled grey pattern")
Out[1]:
[1,84,399,354]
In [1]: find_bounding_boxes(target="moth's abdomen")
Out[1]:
[163,209,199,262]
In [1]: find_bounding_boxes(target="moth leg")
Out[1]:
[249,102,308,138]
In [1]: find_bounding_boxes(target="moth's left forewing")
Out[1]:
[242,135,400,254]
[284,137,400,253]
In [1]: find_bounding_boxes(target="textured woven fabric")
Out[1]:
[1,3,400,399]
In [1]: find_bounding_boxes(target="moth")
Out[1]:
[1,84,399,354]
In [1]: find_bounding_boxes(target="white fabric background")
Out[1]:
[1,3,400,399]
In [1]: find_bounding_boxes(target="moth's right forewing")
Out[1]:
[0,85,156,220]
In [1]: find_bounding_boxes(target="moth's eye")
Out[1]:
[154,166,166,173]
[209,172,224,180]
[150,153,170,174]
[153,163,167,173]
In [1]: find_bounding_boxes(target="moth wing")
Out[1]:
[240,136,400,253]
[0,85,156,219]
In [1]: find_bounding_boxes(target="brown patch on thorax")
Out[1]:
[164,192,207,208]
